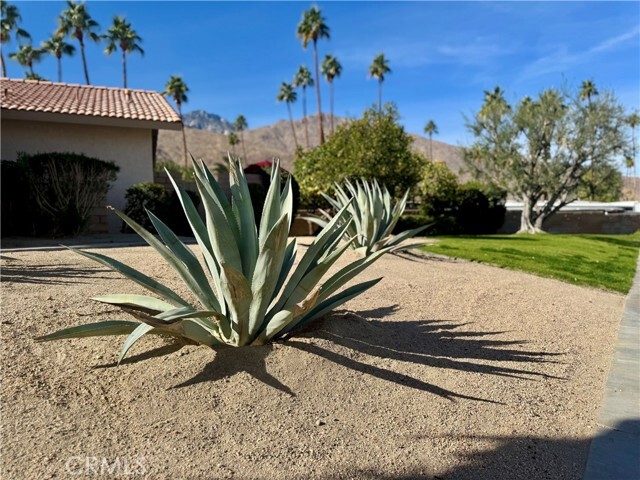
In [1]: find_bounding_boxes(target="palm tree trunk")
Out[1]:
[378,79,382,114]
[1,51,6,77]
[429,134,433,160]
[312,39,324,145]
[122,48,127,88]
[241,132,248,165]
[80,40,90,85]
[57,56,62,83]
[29,63,34,75]
[302,87,309,148]
[178,103,188,167]
[330,80,335,134]
[287,103,299,150]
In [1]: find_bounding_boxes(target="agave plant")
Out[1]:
[308,179,430,256]
[37,158,392,362]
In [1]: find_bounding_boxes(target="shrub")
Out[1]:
[308,179,430,255]
[122,183,200,237]
[17,152,119,236]
[419,161,506,235]
[295,104,424,207]
[1,160,34,236]
[37,159,391,356]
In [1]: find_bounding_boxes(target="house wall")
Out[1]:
[1,118,154,233]
[499,210,640,234]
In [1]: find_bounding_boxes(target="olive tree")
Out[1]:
[464,85,628,233]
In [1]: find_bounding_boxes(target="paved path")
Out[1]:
[584,256,640,479]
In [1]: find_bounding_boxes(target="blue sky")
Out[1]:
[6,1,640,146]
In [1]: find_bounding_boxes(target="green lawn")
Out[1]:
[421,232,640,293]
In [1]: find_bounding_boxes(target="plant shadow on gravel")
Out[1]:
[0,260,113,285]
[285,309,564,403]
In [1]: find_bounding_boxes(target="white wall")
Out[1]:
[1,119,154,233]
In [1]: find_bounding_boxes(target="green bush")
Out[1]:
[420,161,505,234]
[122,183,200,237]
[16,152,119,236]
[1,160,35,236]
[295,104,424,208]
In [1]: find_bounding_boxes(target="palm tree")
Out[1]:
[423,120,438,160]
[1,1,31,77]
[163,75,189,166]
[296,6,330,145]
[277,82,299,150]
[321,54,342,134]
[41,34,75,82]
[369,53,391,114]
[293,65,314,148]
[233,114,248,163]
[579,80,598,105]
[9,43,45,77]
[103,16,143,88]
[57,1,100,85]
[228,132,239,156]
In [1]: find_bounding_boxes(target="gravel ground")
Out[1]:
[0,243,624,479]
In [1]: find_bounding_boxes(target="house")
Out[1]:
[0,78,182,233]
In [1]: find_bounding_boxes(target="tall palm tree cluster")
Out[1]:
[1,0,143,86]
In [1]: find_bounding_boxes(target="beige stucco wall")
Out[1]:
[1,118,154,233]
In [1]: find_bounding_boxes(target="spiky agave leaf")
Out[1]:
[37,155,391,360]
[306,179,432,256]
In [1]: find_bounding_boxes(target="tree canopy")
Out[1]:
[295,103,424,207]
[464,83,628,233]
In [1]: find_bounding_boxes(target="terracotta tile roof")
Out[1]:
[0,78,182,124]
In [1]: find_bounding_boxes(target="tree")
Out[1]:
[579,79,599,105]
[369,53,391,114]
[228,132,239,156]
[464,85,628,233]
[233,114,248,163]
[296,6,329,145]
[163,75,189,166]
[423,120,438,160]
[1,1,30,77]
[41,34,75,82]
[9,44,45,77]
[276,82,299,150]
[57,1,100,85]
[103,16,143,89]
[321,54,342,134]
[577,162,622,202]
[295,104,423,207]
[293,65,314,148]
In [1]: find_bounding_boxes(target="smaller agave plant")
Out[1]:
[36,158,393,363]
[307,179,431,256]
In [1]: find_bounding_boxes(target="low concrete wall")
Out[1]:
[500,211,640,234]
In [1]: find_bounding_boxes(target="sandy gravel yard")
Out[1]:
[0,244,624,479]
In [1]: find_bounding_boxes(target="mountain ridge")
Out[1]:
[158,112,466,177]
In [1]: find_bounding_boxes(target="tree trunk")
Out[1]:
[302,87,309,148]
[57,56,62,82]
[122,48,127,88]
[517,197,545,233]
[241,132,247,165]
[28,62,33,75]
[287,103,299,150]
[429,135,433,160]
[1,50,7,77]
[378,79,382,114]
[330,80,334,134]
[313,40,324,145]
[178,103,188,167]
[80,40,90,85]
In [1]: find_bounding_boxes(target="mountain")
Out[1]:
[182,110,235,133]
[157,113,466,177]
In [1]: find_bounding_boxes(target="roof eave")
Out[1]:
[1,109,183,131]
